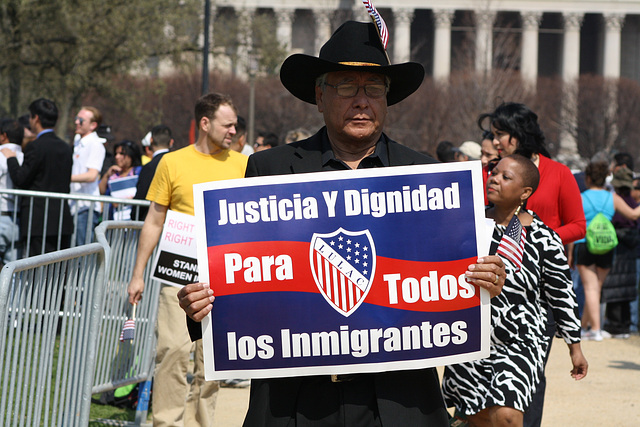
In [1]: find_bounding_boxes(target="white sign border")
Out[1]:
[193,161,490,380]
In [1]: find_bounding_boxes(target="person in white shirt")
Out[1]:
[0,119,24,264]
[70,106,106,245]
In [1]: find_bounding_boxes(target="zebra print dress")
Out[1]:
[442,213,581,415]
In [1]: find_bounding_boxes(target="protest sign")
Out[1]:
[108,175,139,220]
[108,175,139,199]
[151,210,198,287]
[193,162,490,380]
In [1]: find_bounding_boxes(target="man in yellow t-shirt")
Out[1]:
[127,93,247,426]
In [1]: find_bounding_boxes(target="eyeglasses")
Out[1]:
[324,83,388,98]
[75,116,84,125]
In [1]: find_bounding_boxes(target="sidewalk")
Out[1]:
[212,335,640,426]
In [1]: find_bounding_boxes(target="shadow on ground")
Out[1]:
[608,360,640,371]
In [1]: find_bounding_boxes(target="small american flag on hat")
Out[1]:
[362,0,389,49]
[496,208,526,272]
[119,304,136,342]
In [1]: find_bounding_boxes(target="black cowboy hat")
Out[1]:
[280,21,425,106]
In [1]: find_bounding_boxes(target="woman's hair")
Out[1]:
[585,161,609,187]
[115,140,142,167]
[478,102,550,159]
[481,129,493,141]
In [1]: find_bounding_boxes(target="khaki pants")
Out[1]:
[153,285,219,426]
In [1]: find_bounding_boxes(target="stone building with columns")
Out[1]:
[211,0,640,83]
[207,0,640,159]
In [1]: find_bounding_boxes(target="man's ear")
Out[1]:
[169,139,174,148]
[200,117,210,132]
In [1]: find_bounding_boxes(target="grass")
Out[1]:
[2,327,150,426]
[89,399,142,425]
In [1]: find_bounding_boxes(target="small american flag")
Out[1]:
[362,0,389,49]
[496,211,527,272]
[119,319,135,342]
[119,304,136,342]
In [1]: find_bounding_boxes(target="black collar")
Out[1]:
[320,131,389,170]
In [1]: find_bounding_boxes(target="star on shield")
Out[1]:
[309,228,376,317]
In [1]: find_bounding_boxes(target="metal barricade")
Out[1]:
[92,221,160,426]
[0,244,106,427]
[0,188,150,259]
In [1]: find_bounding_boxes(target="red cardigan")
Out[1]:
[527,155,586,245]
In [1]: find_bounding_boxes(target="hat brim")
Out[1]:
[280,54,425,106]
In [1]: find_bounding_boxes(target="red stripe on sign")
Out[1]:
[209,242,481,313]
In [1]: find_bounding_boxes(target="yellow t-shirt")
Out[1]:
[146,145,248,215]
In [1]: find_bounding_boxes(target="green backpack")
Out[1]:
[584,192,618,255]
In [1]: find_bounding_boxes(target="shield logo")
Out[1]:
[309,228,376,317]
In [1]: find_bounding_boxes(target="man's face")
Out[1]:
[75,109,96,137]
[316,71,388,146]
[254,136,269,152]
[29,114,37,132]
[230,133,246,153]
[203,104,237,151]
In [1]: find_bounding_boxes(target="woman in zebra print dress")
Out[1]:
[442,155,588,427]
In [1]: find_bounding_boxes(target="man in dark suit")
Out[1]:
[133,124,173,220]
[178,21,506,426]
[1,98,73,256]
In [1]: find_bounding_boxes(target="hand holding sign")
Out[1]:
[178,283,215,322]
[465,255,506,298]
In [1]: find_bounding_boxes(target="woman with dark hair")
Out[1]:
[575,162,640,341]
[443,155,587,427]
[478,102,586,427]
[480,129,499,170]
[478,102,585,245]
[99,140,142,219]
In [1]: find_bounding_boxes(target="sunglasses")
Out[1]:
[75,116,85,125]
[487,157,501,174]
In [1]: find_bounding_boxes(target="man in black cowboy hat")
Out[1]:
[179,20,506,426]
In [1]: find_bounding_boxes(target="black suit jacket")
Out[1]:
[7,130,73,237]
[245,127,437,176]
[133,151,168,220]
[189,128,448,426]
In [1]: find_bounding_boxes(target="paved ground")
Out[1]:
[212,335,640,426]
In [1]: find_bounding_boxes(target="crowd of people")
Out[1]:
[2,14,639,427]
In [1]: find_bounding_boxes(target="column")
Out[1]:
[433,9,454,81]
[352,3,370,22]
[475,10,496,73]
[562,13,583,82]
[603,13,625,79]
[603,13,625,150]
[558,13,584,160]
[237,7,255,77]
[520,11,542,84]
[392,8,414,64]
[314,11,332,55]
[275,8,295,51]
